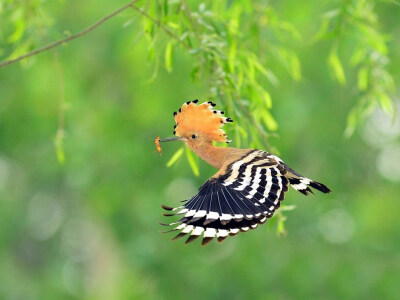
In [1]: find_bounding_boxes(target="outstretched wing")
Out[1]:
[161,150,291,245]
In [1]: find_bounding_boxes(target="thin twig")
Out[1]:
[132,5,190,50]
[181,0,201,43]
[132,5,206,64]
[0,0,140,68]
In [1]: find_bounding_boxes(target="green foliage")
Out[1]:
[0,0,52,63]
[314,0,396,137]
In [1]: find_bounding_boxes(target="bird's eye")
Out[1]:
[191,134,196,139]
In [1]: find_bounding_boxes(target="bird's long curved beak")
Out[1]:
[159,136,187,143]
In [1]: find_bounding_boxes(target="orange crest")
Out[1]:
[172,100,233,143]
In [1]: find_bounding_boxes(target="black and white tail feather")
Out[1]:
[161,150,331,245]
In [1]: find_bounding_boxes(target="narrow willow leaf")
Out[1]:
[142,12,154,36]
[350,48,366,66]
[357,67,369,91]
[252,59,268,77]
[279,21,302,40]
[163,0,168,17]
[323,9,340,19]
[289,54,301,81]
[167,22,179,29]
[246,57,255,81]
[280,205,297,212]
[190,65,200,82]
[328,50,346,85]
[165,41,174,72]
[148,45,155,62]
[228,3,242,36]
[238,126,248,139]
[359,24,387,55]
[276,212,287,236]
[185,147,200,176]
[228,39,237,73]
[188,48,201,55]
[123,19,133,28]
[262,110,278,131]
[235,127,242,148]
[378,93,394,115]
[268,214,277,229]
[344,108,358,138]
[166,147,184,167]
[179,32,189,41]
[145,57,159,84]
[311,19,331,43]
[237,62,244,90]
[7,11,25,43]
[261,89,272,109]
[54,132,65,165]
[265,69,279,86]
[252,57,279,86]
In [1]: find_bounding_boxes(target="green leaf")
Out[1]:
[276,212,287,236]
[289,54,301,81]
[357,67,369,91]
[344,108,358,138]
[147,45,155,62]
[311,18,331,43]
[279,21,302,40]
[261,89,272,109]
[280,205,297,212]
[165,41,174,72]
[185,148,200,176]
[378,93,394,115]
[54,131,65,165]
[262,110,278,131]
[7,17,25,43]
[235,127,242,148]
[350,48,366,66]
[328,49,346,85]
[190,65,201,82]
[252,58,279,86]
[166,147,184,167]
[167,22,179,29]
[264,69,279,86]
[323,9,340,19]
[163,0,169,17]
[228,39,237,73]
[145,58,160,84]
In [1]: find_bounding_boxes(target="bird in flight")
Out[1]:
[158,100,331,245]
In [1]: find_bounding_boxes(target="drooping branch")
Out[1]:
[0,0,140,68]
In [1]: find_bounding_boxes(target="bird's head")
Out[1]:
[159,100,233,149]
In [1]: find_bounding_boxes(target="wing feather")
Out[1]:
[161,149,329,245]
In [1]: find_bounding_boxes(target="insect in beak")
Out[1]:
[154,136,187,155]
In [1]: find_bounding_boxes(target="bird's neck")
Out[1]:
[188,142,232,169]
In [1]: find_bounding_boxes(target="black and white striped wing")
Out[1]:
[161,150,290,245]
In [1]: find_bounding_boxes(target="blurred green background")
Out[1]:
[1,0,400,299]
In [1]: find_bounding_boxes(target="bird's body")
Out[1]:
[159,100,330,245]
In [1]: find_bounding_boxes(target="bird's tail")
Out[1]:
[277,161,331,195]
[288,177,331,195]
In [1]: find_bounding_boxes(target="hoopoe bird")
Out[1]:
[158,100,331,245]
